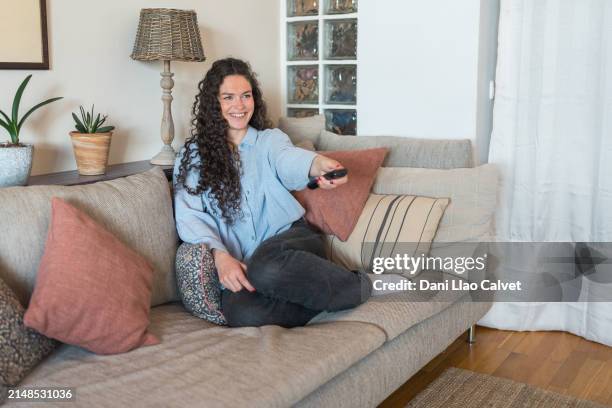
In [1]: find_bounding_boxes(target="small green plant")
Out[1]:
[0,75,63,145]
[72,105,115,134]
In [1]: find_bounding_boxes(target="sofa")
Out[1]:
[0,119,499,407]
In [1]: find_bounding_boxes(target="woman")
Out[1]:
[174,58,371,328]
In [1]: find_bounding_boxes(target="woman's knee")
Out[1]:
[221,290,266,327]
[329,271,373,311]
[247,252,287,291]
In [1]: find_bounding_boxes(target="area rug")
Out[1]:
[406,367,607,408]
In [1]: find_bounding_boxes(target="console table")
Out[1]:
[27,161,174,186]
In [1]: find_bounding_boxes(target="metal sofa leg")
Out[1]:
[467,325,476,344]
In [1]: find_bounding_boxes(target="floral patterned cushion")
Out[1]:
[175,243,226,325]
[0,277,57,387]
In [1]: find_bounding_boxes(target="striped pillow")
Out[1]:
[326,194,449,275]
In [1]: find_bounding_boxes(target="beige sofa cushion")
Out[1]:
[0,168,178,307]
[373,165,499,244]
[372,165,499,276]
[12,303,386,408]
[310,270,468,341]
[278,115,325,146]
[296,301,492,408]
[318,130,474,169]
[326,194,449,274]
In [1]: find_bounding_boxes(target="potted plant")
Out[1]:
[0,75,62,187]
[70,105,115,175]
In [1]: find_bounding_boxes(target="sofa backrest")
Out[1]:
[0,167,179,307]
[278,115,473,169]
[318,130,473,169]
[278,115,325,146]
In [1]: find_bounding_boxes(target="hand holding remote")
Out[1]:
[307,168,349,189]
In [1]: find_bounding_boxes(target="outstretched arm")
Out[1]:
[308,154,348,190]
[268,130,347,190]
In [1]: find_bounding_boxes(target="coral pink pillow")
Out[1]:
[294,148,388,241]
[24,198,159,354]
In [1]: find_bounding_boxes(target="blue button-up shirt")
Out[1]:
[173,126,317,261]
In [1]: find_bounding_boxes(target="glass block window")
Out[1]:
[288,108,319,118]
[325,109,357,135]
[284,0,358,134]
[287,22,319,60]
[325,0,357,14]
[324,65,356,104]
[288,65,319,104]
[287,0,319,17]
[324,19,357,60]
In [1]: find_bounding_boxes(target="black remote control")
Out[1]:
[307,168,348,189]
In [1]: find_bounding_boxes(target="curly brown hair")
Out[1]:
[176,58,272,224]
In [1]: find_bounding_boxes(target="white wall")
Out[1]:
[0,0,279,176]
[357,0,498,164]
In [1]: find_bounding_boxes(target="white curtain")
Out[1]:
[479,0,612,346]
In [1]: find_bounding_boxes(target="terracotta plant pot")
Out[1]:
[70,131,112,175]
[0,143,34,187]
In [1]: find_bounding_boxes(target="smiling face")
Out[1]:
[218,75,255,139]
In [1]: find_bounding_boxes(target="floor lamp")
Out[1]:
[131,8,206,165]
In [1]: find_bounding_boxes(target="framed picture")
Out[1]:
[0,0,49,69]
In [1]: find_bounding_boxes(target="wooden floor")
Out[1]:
[379,326,612,407]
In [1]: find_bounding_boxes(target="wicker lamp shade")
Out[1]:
[131,8,205,62]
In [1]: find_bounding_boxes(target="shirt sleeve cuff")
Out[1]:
[288,149,318,190]
[205,239,228,255]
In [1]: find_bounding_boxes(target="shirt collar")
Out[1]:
[239,126,257,148]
